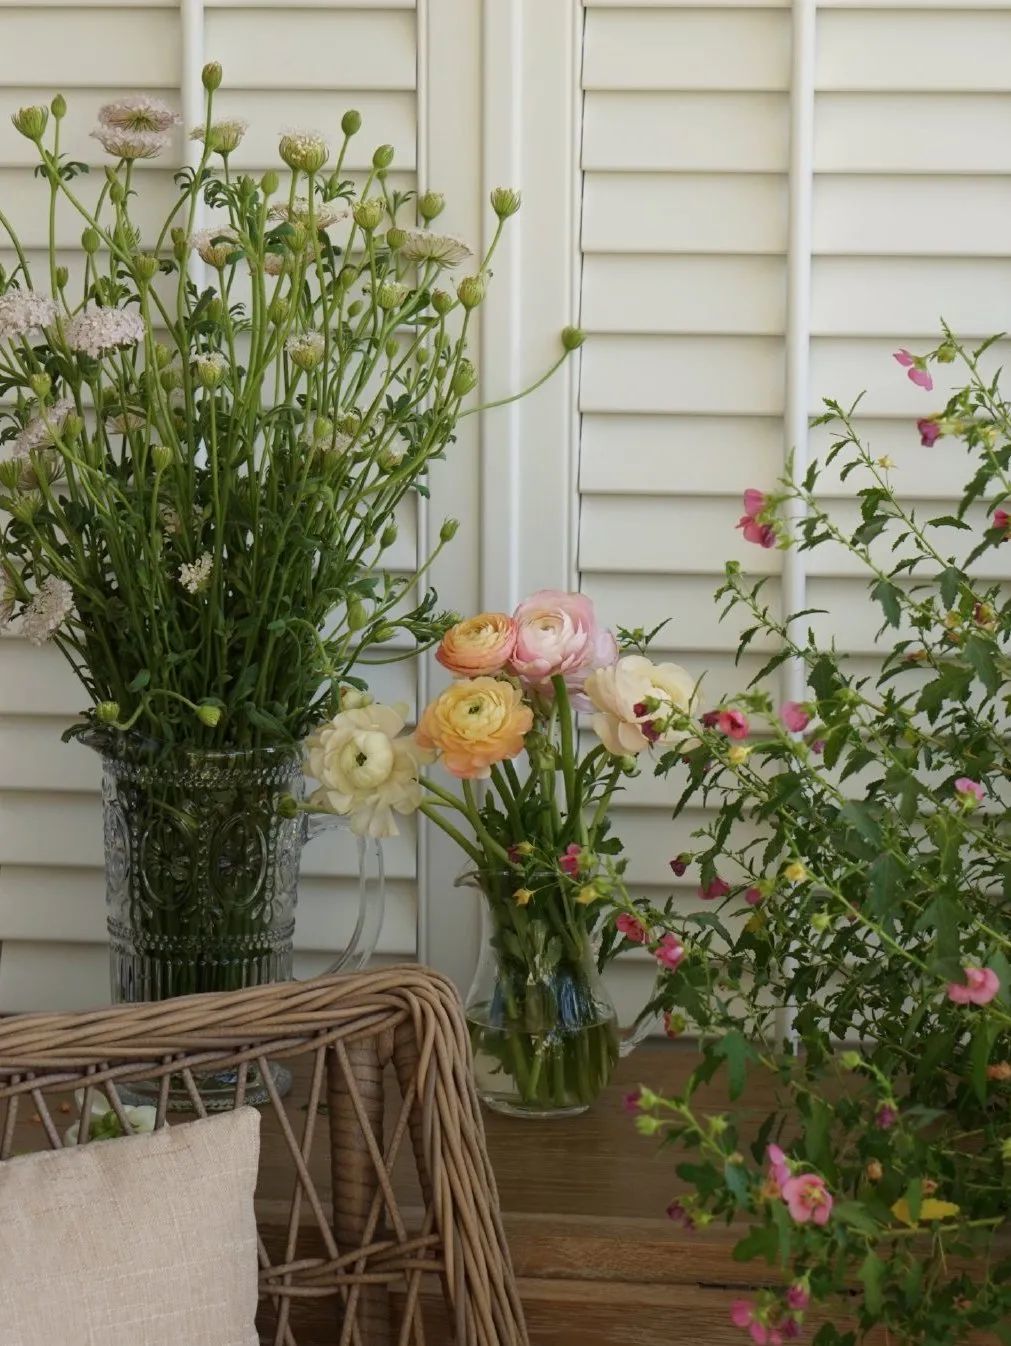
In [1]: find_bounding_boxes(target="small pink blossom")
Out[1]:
[718,709,750,740]
[954,777,984,804]
[739,516,777,548]
[701,710,721,729]
[917,417,941,447]
[559,843,582,876]
[993,507,1010,536]
[744,886,763,907]
[786,1284,810,1312]
[781,1172,834,1226]
[670,854,689,877]
[947,966,1000,1006]
[731,1301,756,1330]
[893,348,914,368]
[766,1144,791,1192]
[665,1199,695,1228]
[622,1089,643,1116]
[810,739,826,755]
[893,349,933,391]
[909,366,934,391]
[743,489,767,517]
[615,912,648,945]
[632,700,661,744]
[654,932,685,971]
[780,701,811,733]
[700,876,731,901]
[874,1103,899,1130]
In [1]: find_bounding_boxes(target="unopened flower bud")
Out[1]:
[151,444,174,473]
[277,793,300,819]
[936,340,957,364]
[431,288,454,316]
[201,62,223,92]
[268,296,290,325]
[279,131,329,174]
[635,1114,663,1137]
[50,93,67,121]
[728,744,750,765]
[372,143,394,170]
[562,325,586,352]
[337,413,361,436]
[385,226,406,251]
[11,105,49,142]
[81,228,101,255]
[456,274,485,310]
[62,413,84,441]
[196,701,222,727]
[377,281,408,310]
[347,299,364,318]
[109,181,126,206]
[194,353,226,388]
[353,198,385,232]
[451,359,477,396]
[840,1051,862,1071]
[416,346,430,365]
[620,755,639,774]
[259,168,279,197]
[380,521,398,549]
[160,366,183,392]
[347,598,367,631]
[29,373,51,399]
[384,335,399,360]
[134,253,160,282]
[171,228,188,263]
[0,459,22,491]
[490,187,521,219]
[341,109,362,137]
[810,910,831,933]
[372,623,396,643]
[418,191,445,222]
[439,517,460,543]
[10,493,41,522]
[95,700,121,725]
[54,266,69,290]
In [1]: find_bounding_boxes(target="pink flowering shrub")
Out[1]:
[630,331,1011,1345]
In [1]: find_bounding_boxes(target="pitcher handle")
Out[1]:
[301,814,386,977]
[617,968,664,1059]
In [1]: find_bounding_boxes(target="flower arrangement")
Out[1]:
[305,589,696,1113]
[622,330,1011,1344]
[0,70,579,748]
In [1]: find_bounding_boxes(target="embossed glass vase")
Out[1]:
[88,732,384,1004]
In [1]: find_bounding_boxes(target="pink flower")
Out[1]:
[701,710,721,729]
[781,1173,834,1225]
[993,508,1010,535]
[917,417,941,447]
[616,911,648,945]
[766,1143,790,1192]
[893,349,933,391]
[666,1199,695,1229]
[654,932,685,971]
[670,854,689,877]
[786,1284,810,1312]
[744,886,763,907]
[700,876,731,900]
[509,590,617,699]
[743,489,766,517]
[947,966,1000,1006]
[717,709,750,740]
[780,701,811,733]
[559,843,582,876]
[874,1103,899,1130]
[739,516,777,548]
[954,777,984,804]
[810,739,826,755]
[909,366,934,391]
[622,1089,643,1116]
[893,348,914,367]
[731,1301,756,1330]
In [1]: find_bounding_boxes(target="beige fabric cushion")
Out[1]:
[0,1106,260,1346]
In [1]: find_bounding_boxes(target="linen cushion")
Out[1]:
[0,1106,260,1346]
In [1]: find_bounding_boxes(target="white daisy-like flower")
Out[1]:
[90,126,171,161]
[98,95,180,134]
[260,251,288,277]
[105,410,146,434]
[397,229,472,269]
[8,397,75,457]
[192,351,228,388]
[66,307,145,358]
[190,119,248,155]
[179,551,213,594]
[0,291,58,342]
[285,331,325,371]
[268,198,349,231]
[21,576,74,647]
[190,226,241,268]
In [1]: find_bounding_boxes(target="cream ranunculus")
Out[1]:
[585,654,696,756]
[306,701,434,838]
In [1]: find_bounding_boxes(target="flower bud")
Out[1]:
[415,346,431,365]
[51,93,67,121]
[377,281,408,310]
[171,228,189,263]
[347,598,367,631]
[451,359,477,396]
[268,296,290,326]
[353,198,385,232]
[134,253,160,282]
[151,444,174,473]
[340,685,373,710]
[784,861,809,884]
[341,109,362,137]
[81,227,101,255]
[936,340,957,365]
[347,299,363,318]
[431,288,454,316]
[62,413,84,441]
[160,366,183,392]
[372,623,396,643]
[385,226,406,251]
[94,700,121,725]
[384,335,399,360]
[456,274,486,310]
[439,517,459,543]
[840,1050,862,1070]
[619,755,639,774]
[337,413,361,436]
[418,191,445,222]
[562,325,586,352]
[148,342,172,371]
[11,105,49,142]
[109,181,126,206]
[279,131,329,174]
[194,352,226,388]
[277,793,300,819]
[372,143,395,170]
[260,168,279,196]
[490,187,521,219]
[29,373,51,399]
[202,62,223,92]
[380,521,398,549]
[866,1160,883,1182]
[0,459,22,491]
[10,493,41,523]
[635,1115,663,1137]
[196,701,222,727]
[810,910,831,933]
[54,266,69,290]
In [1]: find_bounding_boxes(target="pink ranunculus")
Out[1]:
[739,515,777,549]
[781,1173,833,1225]
[700,876,731,901]
[917,417,942,447]
[743,488,767,517]
[615,911,648,945]
[730,1301,756,1330]
[509,589,617,697]
[744,886,763,907]
[780,701,811,733]
[786,1284,810,1312]
[908,366,934,392]
[559,843,582,876]
[893,348,915,368]
[954,777,985,804]
[654,932,685,971]
[947,966,1001,1006]
[993,508,1011,535]
[717,709,750,740]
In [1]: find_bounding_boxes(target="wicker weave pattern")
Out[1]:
[0,968,527,1346]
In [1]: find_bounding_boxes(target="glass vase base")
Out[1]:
[117,1060,292,1113]
[479,1094,590,1121]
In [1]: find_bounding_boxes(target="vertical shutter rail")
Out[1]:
[181,0,206,284]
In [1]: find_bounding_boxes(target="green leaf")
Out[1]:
[127,669,151,692]
[732,1224,778,1264]
[963,634,1000,696]
[859,1251,886,1317]
[970,1017,1000,1105]
[832,1200,881,1235]
[939,565,962,608]
[714,1029,752,1101]
[867,852,905,919]
[871,578,902,627]
[839,800,882,847]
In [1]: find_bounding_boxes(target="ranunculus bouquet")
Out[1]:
[625,331,1011,1344]
[305,589,697,1116]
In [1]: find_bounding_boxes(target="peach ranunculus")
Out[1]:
[509,589,617,695]
[585,654,696,756]
[436,612,517,678]
[416,677,533,779]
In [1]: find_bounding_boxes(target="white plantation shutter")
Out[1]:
[0,0,427,1009]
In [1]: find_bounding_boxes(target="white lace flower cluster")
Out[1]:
[91,96,179,160]
[66,307,145,359]
[397,230,472,269]
[190,227,241,268]
[268,199,349,231]
[179,551,213,594]
[190,119,248,156]
[21,576,74,647]
[8,397,75,457]
[0,291,58,343]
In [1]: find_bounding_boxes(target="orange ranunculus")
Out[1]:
[416,677,532,779]
[436,612,517,678]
